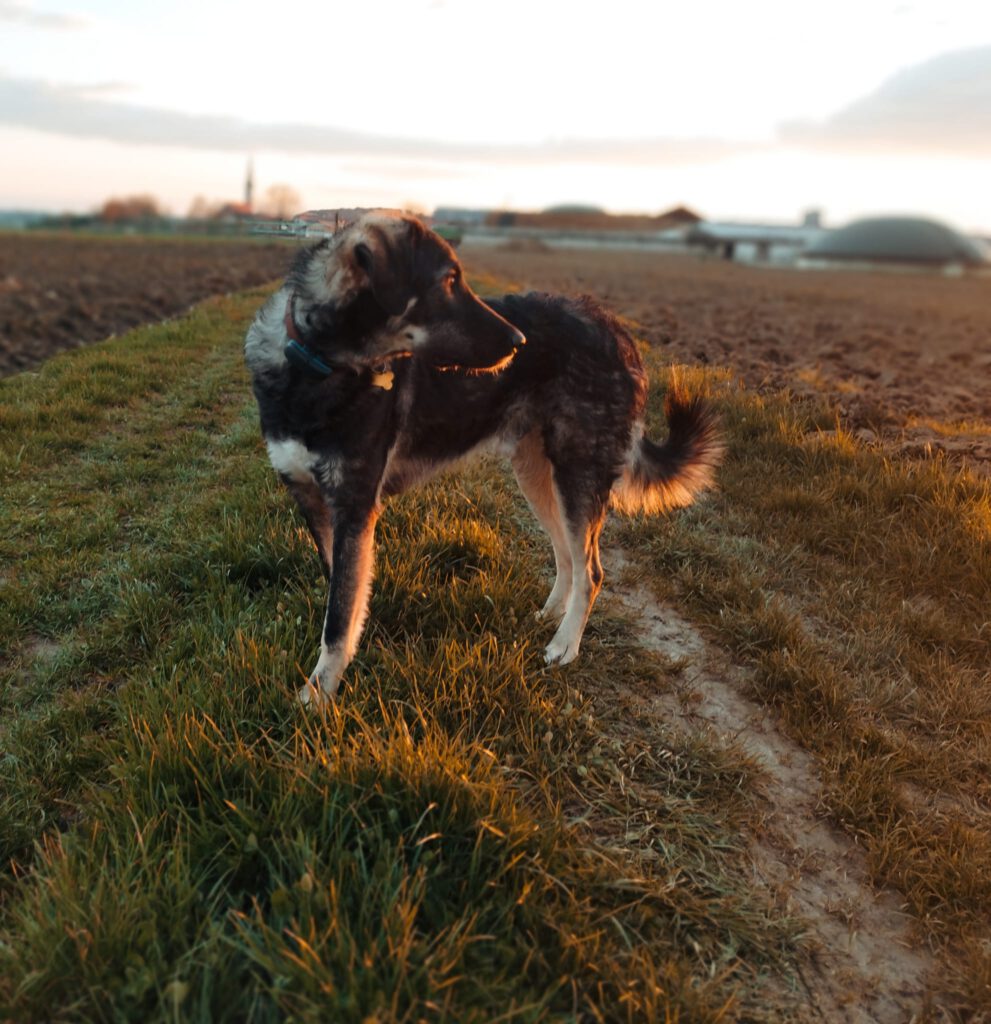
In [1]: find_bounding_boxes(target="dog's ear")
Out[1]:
[351,234,411,316]
[353,242,376,281]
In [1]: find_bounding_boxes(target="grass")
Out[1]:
[0,288,802,1022]
[614,359,991,1016]
[3,273,989,1018]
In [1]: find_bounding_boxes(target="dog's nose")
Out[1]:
[511,329,526,349]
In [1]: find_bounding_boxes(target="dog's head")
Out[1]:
[286,211,524,373]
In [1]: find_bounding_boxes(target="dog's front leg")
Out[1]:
[300,506,379,707]
[284,477,334,580]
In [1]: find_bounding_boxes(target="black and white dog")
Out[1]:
[245,211,721,706]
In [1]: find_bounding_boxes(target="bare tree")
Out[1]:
[99,194,164,222]
[260,184,303,219]
[187,195,220,220]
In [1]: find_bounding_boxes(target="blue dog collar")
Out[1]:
[283,291,333,378]
[284,338,333,377]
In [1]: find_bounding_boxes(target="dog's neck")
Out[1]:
[283,293,335,378]
[282,292,394,391]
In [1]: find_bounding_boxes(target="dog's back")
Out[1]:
[481,292,720,516]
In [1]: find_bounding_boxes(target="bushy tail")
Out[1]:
[611,386,723,515]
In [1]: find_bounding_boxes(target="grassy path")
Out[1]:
[0,288,800,1022]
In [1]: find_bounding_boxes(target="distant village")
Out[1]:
[275,203,990,274]
[3,160,988,274]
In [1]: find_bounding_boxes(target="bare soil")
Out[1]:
[0,233,291,376]
[465,244,991,476]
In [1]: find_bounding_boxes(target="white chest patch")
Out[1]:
[266,437,320,484]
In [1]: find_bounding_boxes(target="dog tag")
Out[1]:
[371,369,394,390]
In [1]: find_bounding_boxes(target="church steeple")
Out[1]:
[245,158,254,212]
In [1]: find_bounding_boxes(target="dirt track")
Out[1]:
[603,547,933,1023]
[465,243,991,475]
[0,234,291,376]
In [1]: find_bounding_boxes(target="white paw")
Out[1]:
[544,636,580,666]
[297,677,338,708]
[298,647,346,708]
[536,595,568,623]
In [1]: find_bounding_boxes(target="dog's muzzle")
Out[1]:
[432,327,525,375]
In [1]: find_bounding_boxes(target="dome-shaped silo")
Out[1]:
[802,216,986,267]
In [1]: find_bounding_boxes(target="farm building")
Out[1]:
[213,201,254,223]
[485,205,702,232]
[686,211,825,264]
[800,216,988,271]
[432,207,490,225]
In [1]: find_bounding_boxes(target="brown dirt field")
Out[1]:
[0,233,291,377]
[464,244,991,476]
[7,233,988,476]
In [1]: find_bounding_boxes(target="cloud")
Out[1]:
[67,81,136,98]
[0,73,758,166]
[0,0,85,29]
[339,160,471,181]
[782,46,991,156]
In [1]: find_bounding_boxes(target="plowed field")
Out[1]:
[466,243,991,475]
[6,233,989,475]
[0,233,291,376]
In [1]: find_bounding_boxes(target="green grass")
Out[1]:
[0,290,802,1022]
[5,278,990,1018]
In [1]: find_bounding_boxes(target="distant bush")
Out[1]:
[98,194,165,224]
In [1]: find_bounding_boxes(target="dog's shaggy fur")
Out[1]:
[245,211,722,705]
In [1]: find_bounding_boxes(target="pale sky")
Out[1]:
[1,0,990,230]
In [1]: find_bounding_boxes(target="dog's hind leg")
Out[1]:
[283,477,334,579]
[510,431,573,623]
[544,499,607,666]
[300,507,378,707]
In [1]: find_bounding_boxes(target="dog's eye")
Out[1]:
[446,271,459,290]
